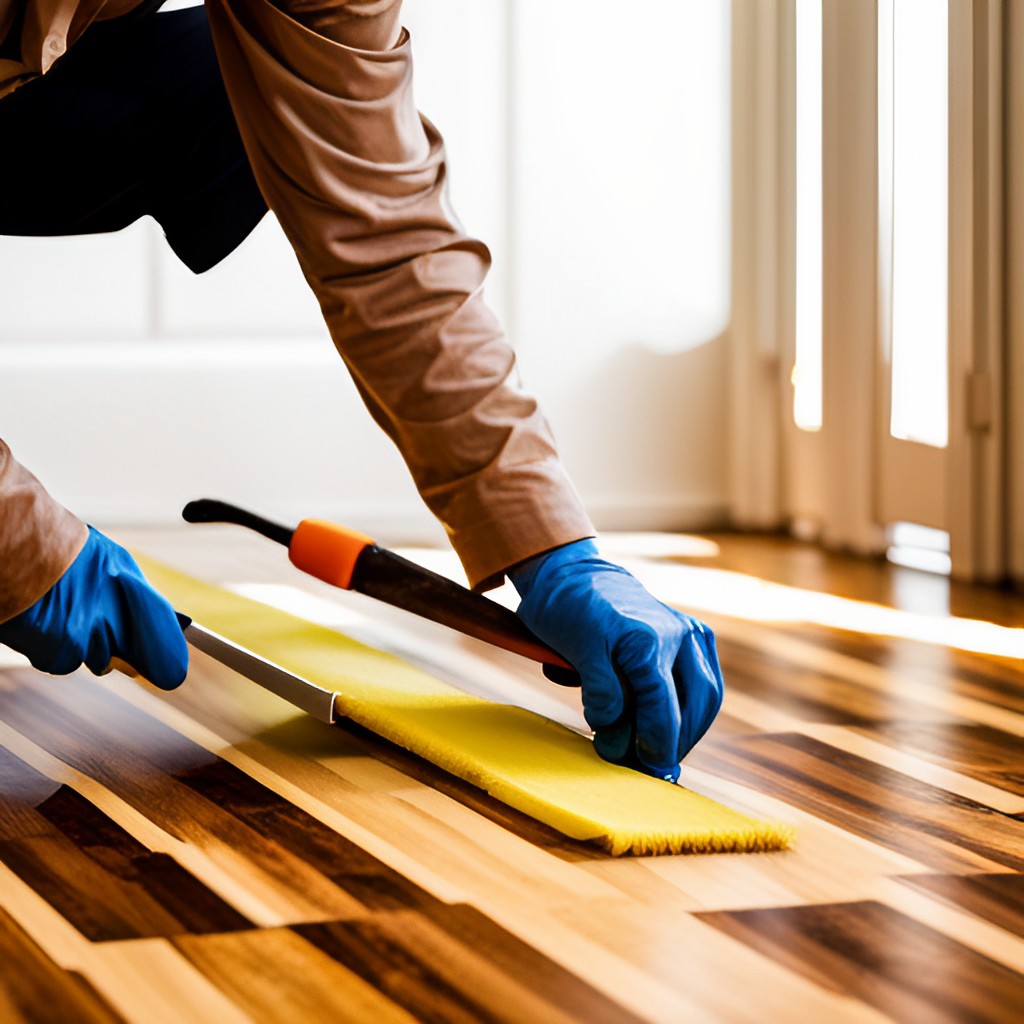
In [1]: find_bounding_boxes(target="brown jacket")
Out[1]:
[0,441,87,622]
[0,0,593,621]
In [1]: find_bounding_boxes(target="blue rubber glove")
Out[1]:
[510,539,723,782]
[0,527,188,690]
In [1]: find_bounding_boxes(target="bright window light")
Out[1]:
[626,559,1022,659]
[884,0,949,447]
[886,521,952,575]
[794,0,823,432]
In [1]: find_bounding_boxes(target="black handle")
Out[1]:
[182,499,295,547]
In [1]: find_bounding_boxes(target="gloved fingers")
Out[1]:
[672,627,725,761]
[83,557,188,691]
[592,713,636,768]
[624,664,683,775]
[695,626,726,733]
[578,661,627,732]
[697,624,724,694]
[612,627,683,775]
[117,570,188,691]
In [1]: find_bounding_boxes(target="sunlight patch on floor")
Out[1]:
[626,560,1024,659]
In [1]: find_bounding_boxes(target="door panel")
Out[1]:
[875,0,949,535]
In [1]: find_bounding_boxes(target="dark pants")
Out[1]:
[0,4,267,273]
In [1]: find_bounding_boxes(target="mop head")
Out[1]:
[137,557,793,856]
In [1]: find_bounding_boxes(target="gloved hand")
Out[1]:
[510,539,723,782]
[0,526,188,690]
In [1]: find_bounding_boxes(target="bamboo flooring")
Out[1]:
[0,528,1021,1023]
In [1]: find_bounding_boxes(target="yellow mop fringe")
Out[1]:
[137,557,793,856]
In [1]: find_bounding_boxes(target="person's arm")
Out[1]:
[204,0,723,775]
[0,438,87,622]
[204,0,595,590]
[0,440,187,689]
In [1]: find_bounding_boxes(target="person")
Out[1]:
[0,0,724,782]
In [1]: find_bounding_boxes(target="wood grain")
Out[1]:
[0,903,125,1024]
[0,745,252,940]
[296,904,644,1024]
[897,873,1024,939]
[856,721,1024,796]
[697,900,1024,1024]
[690,730,1024,872]
[0,527,1020,1023]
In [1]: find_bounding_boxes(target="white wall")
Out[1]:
[0,0,731,541]
[508,1,731,528]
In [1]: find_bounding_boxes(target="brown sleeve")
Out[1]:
[0,440,88,623]
[204,0,595,589]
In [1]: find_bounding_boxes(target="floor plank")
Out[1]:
[897,873,1024,940]
[691,731,1024,873]
[0,745,252,940]
[697,900,1024,1024]
[296,905,643,1024]
[0,904,125,1024]
[856,721,1024,797]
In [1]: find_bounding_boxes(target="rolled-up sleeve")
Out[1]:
[204,0,594,588]
[0,440,88,623]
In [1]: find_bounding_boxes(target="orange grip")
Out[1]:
[288,518,375,590]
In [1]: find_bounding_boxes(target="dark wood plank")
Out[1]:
[0,745,252,940]
[811,629,1024,718]
[696,900,1024,1024]
[856,721,1024,797]
[944,652,1024,717]
[171,928,416,1024]
[0,904,126,1024]
[688,732,1024,872]
[898,873,1024,940]
[296,904,644,1024]
[173,755,441,912]
[718,637,946,725]
[0,833,251,943]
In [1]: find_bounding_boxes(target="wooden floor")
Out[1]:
[0,528,1021,1023]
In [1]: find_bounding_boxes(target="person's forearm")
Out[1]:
[205,0,595,588]
[273,0,403,51]
[0,440,88,623]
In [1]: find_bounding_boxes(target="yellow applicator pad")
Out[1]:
[138,557,793,856]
